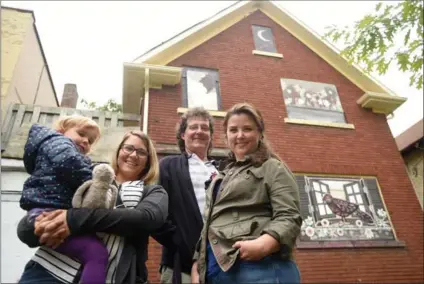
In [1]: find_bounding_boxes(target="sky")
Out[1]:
[2,0,423,137]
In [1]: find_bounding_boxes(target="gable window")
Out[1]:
[281,78,350,126]
[182,67,221,111]
[252,25,277,53]
[296,175,397,243]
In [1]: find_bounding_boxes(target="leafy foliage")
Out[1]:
[323,0,423,90]
[80,98,123,113]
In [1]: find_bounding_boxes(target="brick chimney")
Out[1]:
[60,83,78,108]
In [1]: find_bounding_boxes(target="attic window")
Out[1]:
[251,25,283,58]
[252,25,277,53]
[182,67,221,111]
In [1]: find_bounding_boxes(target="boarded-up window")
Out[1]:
[295,175,396,242]
[182,67,221,111]
[252,25,277,53]
[281,78,347,123]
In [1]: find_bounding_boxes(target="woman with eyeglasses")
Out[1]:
[17,130,169,284]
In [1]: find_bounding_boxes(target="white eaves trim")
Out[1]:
[133,0,248,63]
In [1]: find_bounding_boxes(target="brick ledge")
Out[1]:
[296,240,406,249]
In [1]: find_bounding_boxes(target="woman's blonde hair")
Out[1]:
[54,114,101,145]
[111,130,159,185]
[223,102,281,166]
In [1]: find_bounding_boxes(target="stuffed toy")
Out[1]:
[72,163,118,209]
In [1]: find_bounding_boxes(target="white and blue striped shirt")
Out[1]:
[188,154,217,219]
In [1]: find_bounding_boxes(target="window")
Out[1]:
[252,25,277,53]
[296,175,396,242]
[182,67,221,111]
[281,78,347,124]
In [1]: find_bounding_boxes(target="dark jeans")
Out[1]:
[207,256,301,284]
[19,260,63,283]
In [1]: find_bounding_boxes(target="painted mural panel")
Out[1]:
[296,175,396,242]
[252,25,277,53]
[281,78,347,123]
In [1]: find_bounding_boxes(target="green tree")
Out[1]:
[323,0,423,90]
[80,98,123,113]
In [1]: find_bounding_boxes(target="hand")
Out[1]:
[191,261,200,284]
[34,210,70,248]
[232,234,280,261]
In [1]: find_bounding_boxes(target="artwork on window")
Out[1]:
[252,25,277,53]
[183,67,220,111]
[281,78,347,123]
[296,175,395,242]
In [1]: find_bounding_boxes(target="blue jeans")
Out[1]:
[19,260,64,283]
[207,256,301,284]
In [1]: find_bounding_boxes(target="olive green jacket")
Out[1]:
[193,157,302,283]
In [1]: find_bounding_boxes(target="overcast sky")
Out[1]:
[2,1,422,137]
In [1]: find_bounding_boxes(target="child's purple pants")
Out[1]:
[29,208,108,284]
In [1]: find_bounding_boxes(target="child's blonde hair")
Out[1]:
[54,114,101,145]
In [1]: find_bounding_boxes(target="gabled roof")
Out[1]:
[132,0,404,99]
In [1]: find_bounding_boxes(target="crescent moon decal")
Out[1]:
[257,29,271,42]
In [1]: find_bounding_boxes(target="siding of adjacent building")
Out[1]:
[1,162,36,283]
[403,148,424,209]
[1,7,57,121]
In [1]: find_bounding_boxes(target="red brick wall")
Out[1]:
[146,10,424,283]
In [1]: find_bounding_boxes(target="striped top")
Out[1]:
[188,154,217,219]
[31,180,145,283]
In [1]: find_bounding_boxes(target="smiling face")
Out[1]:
[226,113,261,161]
[181,117,212,160]
[116,134,148,182]
[62,126,97,155]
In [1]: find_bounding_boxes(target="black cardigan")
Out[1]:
[152,153,209,282]
[67,184,168,284]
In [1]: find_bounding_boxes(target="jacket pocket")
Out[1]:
[247,167,264,179]
[216,220,259,239]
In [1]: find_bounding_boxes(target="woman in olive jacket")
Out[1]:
[192,103,302,284]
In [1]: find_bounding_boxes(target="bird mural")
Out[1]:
[323,193,374,225]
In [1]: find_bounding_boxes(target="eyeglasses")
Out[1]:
[121,144,148,157]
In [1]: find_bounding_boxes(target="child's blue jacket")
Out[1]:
[20,124,93,210]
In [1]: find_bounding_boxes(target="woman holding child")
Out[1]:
[18,116,168,284]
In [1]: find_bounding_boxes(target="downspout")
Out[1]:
[33,65,45,104]
[142,68,150,134]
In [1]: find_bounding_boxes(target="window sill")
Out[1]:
[284,118,355,129]
[177,107,227,118]
[296,240,406,249]
[252,50,283,58]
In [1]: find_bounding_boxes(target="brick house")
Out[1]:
[123,1,424,283]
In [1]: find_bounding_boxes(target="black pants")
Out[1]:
[19,261,63,283]
[17,214,41,248]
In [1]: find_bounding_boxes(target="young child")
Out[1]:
[17,115,108,284]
